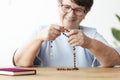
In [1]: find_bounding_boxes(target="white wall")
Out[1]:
[82,0,120,45]
[0,0,120,67]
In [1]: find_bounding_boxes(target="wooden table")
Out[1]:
[0,67,120,80]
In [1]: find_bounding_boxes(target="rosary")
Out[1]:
[50,32,79,71]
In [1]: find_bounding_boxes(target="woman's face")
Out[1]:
[58,0,86,29]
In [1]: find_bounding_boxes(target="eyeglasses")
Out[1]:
[60,4,86,16]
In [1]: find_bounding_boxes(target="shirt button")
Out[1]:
[50,53,54,58]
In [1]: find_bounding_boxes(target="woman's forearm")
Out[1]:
[88,39,120,67]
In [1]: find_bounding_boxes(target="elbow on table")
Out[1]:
[14,60,33,67]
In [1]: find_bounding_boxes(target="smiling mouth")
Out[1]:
[65,18,76,22]
[63,19,75,26]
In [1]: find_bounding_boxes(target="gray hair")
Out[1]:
[58,0,93,12]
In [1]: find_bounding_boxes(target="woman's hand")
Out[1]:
[37,24,65,41]
[67,29,92,48]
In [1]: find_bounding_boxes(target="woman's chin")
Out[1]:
[63,23,74,29]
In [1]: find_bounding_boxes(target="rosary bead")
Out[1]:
[57,67,79,71]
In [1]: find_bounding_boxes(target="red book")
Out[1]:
[0,68,36,76]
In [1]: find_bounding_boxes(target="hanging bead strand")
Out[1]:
[56,32,78,71]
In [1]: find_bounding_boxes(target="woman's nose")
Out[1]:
[67,10,76,17]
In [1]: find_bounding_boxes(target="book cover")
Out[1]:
[0,68,36,76]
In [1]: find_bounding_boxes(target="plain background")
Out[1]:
[0,0,120,67]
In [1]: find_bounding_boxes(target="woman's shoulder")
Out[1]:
[79,25,97,36]
[79,25,96,31]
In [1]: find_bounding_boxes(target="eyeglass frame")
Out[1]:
[59,3,86,16]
